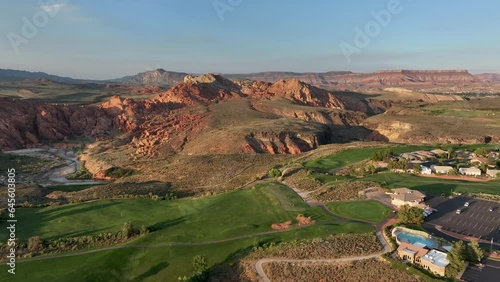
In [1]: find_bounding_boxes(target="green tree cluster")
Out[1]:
[268,168,282,178]
[388,159,408,171]
[371,149,393,161]
[474,147,488,157]
[397,205,423,225]
[446,241,467,277]
[466,240,484,263]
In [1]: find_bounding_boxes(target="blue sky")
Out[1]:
[0,0,499,79]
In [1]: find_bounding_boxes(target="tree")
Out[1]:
[27,236,44,252]
[413,164,422,175]
[446,241,467,277]
[371,149,393,161]
[467,240,484,263]
[388,159,408,171]
[192,255,208,273]
[447,148,455,159]
[366,164,377,175]
[121,222,134,239]
[268,168,282,178]
[474,147,488,157]
[479,163,488,174]
[397,205,424,225]
[139,225,150,236]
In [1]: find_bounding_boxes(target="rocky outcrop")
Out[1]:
[154,73,244,105]
[112,69,189,86]
[0,98,118,150]
[0,74,387,155]
[242,131,326,154]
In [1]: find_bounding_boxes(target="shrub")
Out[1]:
[27,236,44,252]
[121,222,134,239]
[311,181,380,202]
[67,162,93,180]
[268,168,282,178]
[104,167,137,178]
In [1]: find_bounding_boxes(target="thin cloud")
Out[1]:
[40,3,70,14]
[40,2,96,24]
[66,16,96,23]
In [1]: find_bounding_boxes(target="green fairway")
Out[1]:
[363,173,500,196]
[0,182,373,281]
[265,182,309,211]
[325,200,393,223]
[0,222,372,282]
[0,183,333,242]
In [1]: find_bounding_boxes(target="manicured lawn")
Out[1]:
[0,183,333,242]
[0,222,373,282]
[325,200,393,223]
[363,173,500,196]
[264,182,310,211]
[0,182,373,281]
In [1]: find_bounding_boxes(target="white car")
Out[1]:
[464,202,470,207]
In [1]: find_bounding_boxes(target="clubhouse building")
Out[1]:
[397,242,449,276]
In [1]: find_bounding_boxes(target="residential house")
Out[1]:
[431,165,454,174]
[455,150,472,159]
[420,165,432,175]
[400,151,435,162]
[431,149,447,157]
[397,242,449,276]
[389,188,426,207]
[470,157,488,165]
[458,167,482,176]
[487,169,500,178]
[392,162,418,174]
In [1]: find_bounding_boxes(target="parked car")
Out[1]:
[456,209,462,214]
[464,202,470,207]
[489,207,494,212]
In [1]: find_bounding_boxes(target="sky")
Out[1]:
[0,0,499,79]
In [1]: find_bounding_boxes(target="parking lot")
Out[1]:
[425,196,500,243]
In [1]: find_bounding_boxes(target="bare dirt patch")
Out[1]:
[263,259,421,282]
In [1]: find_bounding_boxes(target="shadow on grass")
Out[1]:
[131,262,169,282]
[151,217,186,231]
[41,202,120,221]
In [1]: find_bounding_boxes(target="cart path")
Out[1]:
[10,221,340,263]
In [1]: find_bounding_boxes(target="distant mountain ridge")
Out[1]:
[0,69,81,83]
[114,69,486,88]
[476,73,500,82]
[1,67,498,88]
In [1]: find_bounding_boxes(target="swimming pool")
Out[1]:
[396,232,438,249]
